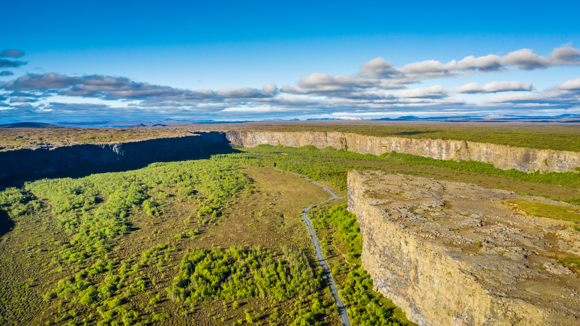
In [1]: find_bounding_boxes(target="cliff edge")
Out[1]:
[226,131,580,173]
[348,170,580,325]
[0,132,230,182]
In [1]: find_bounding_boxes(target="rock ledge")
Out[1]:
[348,170,580,325]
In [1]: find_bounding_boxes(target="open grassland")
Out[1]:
[0,160,345,326]
[0,127,192,151]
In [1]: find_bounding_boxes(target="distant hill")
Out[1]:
[0,122,64,128]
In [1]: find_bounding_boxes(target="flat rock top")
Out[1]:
[356,170,580,314]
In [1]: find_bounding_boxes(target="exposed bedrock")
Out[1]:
[0,132,230,182]
[225,131,580,173]
[347,170,580,326]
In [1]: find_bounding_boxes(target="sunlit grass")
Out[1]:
[507,200,580,231]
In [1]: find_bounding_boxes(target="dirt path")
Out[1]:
[274,165,352,326]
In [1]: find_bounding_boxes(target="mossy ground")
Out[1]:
[507,200,580,226]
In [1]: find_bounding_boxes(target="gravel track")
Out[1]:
[274,165,352,326]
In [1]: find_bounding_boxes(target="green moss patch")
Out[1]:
[507,200,580,231]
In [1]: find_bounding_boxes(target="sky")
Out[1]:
[1,0,580,123]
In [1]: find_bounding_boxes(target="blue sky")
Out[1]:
[2,0,580,122]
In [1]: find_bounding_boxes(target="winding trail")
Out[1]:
[274,165,352,326]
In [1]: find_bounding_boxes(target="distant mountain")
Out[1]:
[0,122,64,128]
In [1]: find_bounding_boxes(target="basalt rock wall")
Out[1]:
[0,132,230,182]
[225,131,580,173]
[348,170,580,325]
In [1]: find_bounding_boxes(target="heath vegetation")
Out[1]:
[1,132,579,325]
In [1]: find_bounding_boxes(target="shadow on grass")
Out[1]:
[0,209,15,238]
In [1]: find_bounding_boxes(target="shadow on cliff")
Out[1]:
[0,210,15,238]
[1,147,241,188]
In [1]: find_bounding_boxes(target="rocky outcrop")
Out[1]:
[348,170,580,325]
[0,132,230,182]
[225,131,580,173]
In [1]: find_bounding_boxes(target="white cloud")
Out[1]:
[456,46,580,72]
[396,85,451,99]
[280,72,388,96]
[500,49,551,70]
[400,60,457,75]
[262,84,277,93]
[485,78,580,108]
[358,57,400,78]
[551,47,580,63]
[457,54,503,71]
[483,81,532,93]
[555,78,580,91]
[2,45,580,122]
[455,81,532,94]
[215,87,268,98]
[454,82,483,93]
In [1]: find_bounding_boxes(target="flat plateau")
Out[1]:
[348,170,580,326]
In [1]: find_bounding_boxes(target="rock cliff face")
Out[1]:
[225,131,580,173]
[0,132,229,182]
[348,170,580,326]
[3,130,578,183]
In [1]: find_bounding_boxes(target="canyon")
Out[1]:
[1,129,579,325]
[348,170,580,325]
[3,130,580,182]
[225,130,580,173]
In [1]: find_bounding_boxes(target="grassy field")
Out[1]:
[0,160,343,326]
[0,127,192,151]
[233,145,580,205]
[1,141,580,325]
[507,200,580,232]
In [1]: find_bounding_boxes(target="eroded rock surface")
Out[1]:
[348,170,580,325]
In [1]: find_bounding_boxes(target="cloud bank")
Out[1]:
[455,81,533,94]
[1,45,580,122]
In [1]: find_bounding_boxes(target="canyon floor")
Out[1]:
[0,125,579,326]
[0,164,345,325]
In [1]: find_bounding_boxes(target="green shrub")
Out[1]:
[169,246,323,302]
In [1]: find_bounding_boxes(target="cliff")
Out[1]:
[0,132,230,182]
[225,131,580,173]
[3,129,579,182]
[348,170,580,326]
